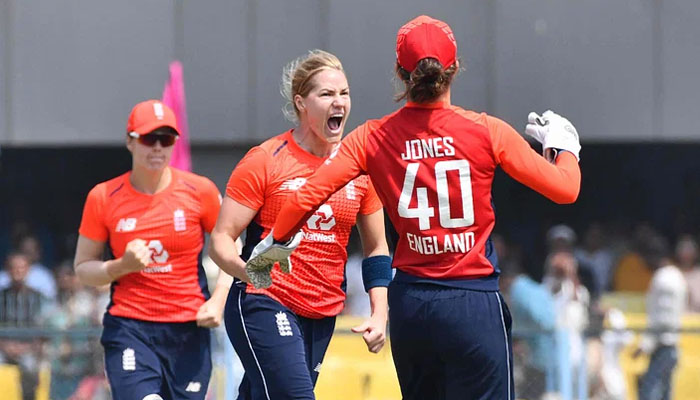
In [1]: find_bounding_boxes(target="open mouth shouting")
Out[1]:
[327,112,345,135]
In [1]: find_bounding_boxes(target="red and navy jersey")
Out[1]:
[273,102,580,289]
[226,130,382,318]
[79,168,221,322]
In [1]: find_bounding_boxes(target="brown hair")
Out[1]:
[281,50,345,123]
[395,58,459,103]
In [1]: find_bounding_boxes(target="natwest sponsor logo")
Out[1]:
[148,240,169,263]
[306,204,335,231]
[141,240,172,273]
[303,231,336,243]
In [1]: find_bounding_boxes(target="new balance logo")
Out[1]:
[185,382,202,393]
[280,178,307,191]
[122,348,136,371]
[275,312,293,337]
[306,204,336,231]
[116,218,137,232]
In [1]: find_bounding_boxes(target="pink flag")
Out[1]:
[162,61,192,171]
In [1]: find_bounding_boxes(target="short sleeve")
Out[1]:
[359,178,383,215]
[225,146,269,211]
[78,185,109,242]
[199,178,222,233]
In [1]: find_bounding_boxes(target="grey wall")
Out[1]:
[1,0,699,145]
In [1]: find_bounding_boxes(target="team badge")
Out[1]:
[174,209,186,231]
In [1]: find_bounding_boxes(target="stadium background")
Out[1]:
[1,1,700,399]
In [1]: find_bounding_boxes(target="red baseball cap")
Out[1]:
[126,100,179,136]
[396,15,457,73]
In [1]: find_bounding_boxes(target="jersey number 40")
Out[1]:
[398,160,475,231]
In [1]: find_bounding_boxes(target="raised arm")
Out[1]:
[489,114,581,204]
[74,235,151,286]
[74,185,152,286]
[273,125,370,242]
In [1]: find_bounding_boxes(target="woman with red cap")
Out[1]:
[74,100,232,400]
[247,15,582,400]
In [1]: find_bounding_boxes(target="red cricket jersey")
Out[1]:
[274,102,580,282]
[226,130,382,319]
[79,168,221,322]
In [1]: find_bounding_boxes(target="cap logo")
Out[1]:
[153,102,165,120]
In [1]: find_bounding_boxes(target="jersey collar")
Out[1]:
[405,100,450,109]
[125,168,177,198]
[285,130,326,165]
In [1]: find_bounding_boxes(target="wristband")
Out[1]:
[361,255,393,292]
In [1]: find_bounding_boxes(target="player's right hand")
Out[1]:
[351,314,387,354]
[120,239,152,273]
[245,230,303,289]
[525,110,581,161]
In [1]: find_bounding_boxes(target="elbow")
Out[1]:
[74,263,87,284]
[551,182,580,204]
[553,189,579,204]
[73,259,88,284]
[74,262,98,287]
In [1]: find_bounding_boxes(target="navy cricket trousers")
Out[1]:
[224,282,336,400]
[101,313,212,400]
[388,280,514,400]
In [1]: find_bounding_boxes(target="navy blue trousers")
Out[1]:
[224,282,336,400]
[388,281,514,400]
[101,313,212,400]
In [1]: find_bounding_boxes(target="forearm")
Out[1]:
[492,117,581,204]
[210,232,248,281]
[75,258,127,287]
[274,135,366,242]
[368,287,388,319]
[504,150,581,204]
[208,269,234,307]
[273,175,344,242]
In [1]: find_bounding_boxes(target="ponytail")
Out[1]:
[395,58,458,103]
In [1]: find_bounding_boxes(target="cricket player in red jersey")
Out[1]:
[74,100,233,400]
[209,50,391,400]
[248,16,582,400]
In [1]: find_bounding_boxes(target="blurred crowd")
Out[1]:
[493,222,694,400]
[0,221,110,400]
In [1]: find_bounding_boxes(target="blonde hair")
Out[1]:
[281,49,345,123]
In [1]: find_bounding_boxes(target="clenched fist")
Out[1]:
[196,299,224,328]
[120,239,152,273]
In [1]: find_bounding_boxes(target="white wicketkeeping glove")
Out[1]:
[245,230,304,289]
[525,110,581,161]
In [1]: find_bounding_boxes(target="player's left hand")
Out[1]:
[195,299,223,328]
[245,230,304,289]
[525,110,581,161]
[351,314,387,353]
